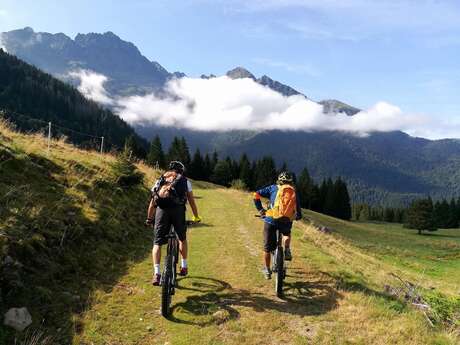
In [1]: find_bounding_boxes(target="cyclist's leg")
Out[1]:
[280,222,293,260]
[263,222,277,269]
[171,205,188,271]
[153,208,171,274]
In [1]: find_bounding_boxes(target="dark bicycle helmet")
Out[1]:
[169,161,185,174]
[277,171,293,185]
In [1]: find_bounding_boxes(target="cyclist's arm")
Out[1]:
[147,179,159,221]
[253,192,264,212]
[147,197,156,220]
[253,185,272,212]
[187,191,199,218]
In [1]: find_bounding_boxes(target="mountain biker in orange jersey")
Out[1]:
[253,171,302,279]
[145,161,201,286]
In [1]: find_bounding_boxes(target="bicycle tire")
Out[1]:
[275,246,284,297]
[161,240,174,317]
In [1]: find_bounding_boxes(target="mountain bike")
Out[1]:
[255,215,286,297]
[161,220,198,318]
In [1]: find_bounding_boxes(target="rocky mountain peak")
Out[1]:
[226,66,256,80]
[257,75,303,97]
[319,99,360,116]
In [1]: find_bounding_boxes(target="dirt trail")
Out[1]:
[75,186,451,345]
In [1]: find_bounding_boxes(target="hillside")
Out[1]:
[135,127,460,206]
[0,49,147,152]
[0,121,155,343]
[1,122,459,344]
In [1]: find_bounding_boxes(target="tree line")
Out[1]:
[405,197,460,234]
[0,49,147,152]
[352,204,406,223]
[351,197,460,233]
[143,135,352,220]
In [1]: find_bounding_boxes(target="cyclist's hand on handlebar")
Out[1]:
[145,218,154,227]
[259,209,266,217]
[192,215,202,223]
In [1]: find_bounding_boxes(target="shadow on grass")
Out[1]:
[418,232,460,239]
[320,270,407,312]
[187,222,213,229]
[169,275,341,325]
[0,152,151,344]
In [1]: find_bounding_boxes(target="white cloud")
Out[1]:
[70,70,457,139]
[116,76,427,135]
[69,70,113,105]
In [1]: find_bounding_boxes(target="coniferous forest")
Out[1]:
[143,135,353,220]
[0,49,147,153]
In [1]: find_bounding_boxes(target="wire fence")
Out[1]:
[0,109,106,154]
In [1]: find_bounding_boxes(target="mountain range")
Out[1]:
[2,27,460,205]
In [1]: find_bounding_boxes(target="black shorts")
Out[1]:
[263,221,292,253]
[153,205,187,246]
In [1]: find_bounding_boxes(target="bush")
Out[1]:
[111,152,144,188]
[424,291,460,327]
[230,179,247,190]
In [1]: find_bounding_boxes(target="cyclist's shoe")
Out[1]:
[179,267,188,276]
[262,267,272,280]
[152,273,161,286]
[285,248,292,261]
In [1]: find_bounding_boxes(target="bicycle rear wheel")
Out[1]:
[275,246,284,297]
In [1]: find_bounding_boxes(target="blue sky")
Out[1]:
[1,0,460,137]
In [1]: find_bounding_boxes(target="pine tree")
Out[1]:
[447,198,459,228]
[239,154,252,190]
[122,134,147,158]
[179,137,191,166]
[254,156,277,188]
[384,208,395,222]
[211,151,219,170]
[323,178,337,217]
[318,180,328,213]
[434,199,450,228]
[190,149,205,180]
[168,137,182,162]
[310,185,321,212]
[203,153,212,181]
[146,135,166,169]
[405,198,437,235]
[336,178,352,220]
[211,159,233,186]
[297,167,312,209]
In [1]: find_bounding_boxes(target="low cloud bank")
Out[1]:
[71,69,443,138]
[69,70,113,105]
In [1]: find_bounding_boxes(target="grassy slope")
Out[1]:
[304,211,460,294]
[0,122,157,344]
[1,123,459,344]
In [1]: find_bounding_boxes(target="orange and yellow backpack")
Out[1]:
[266,185,297,221]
